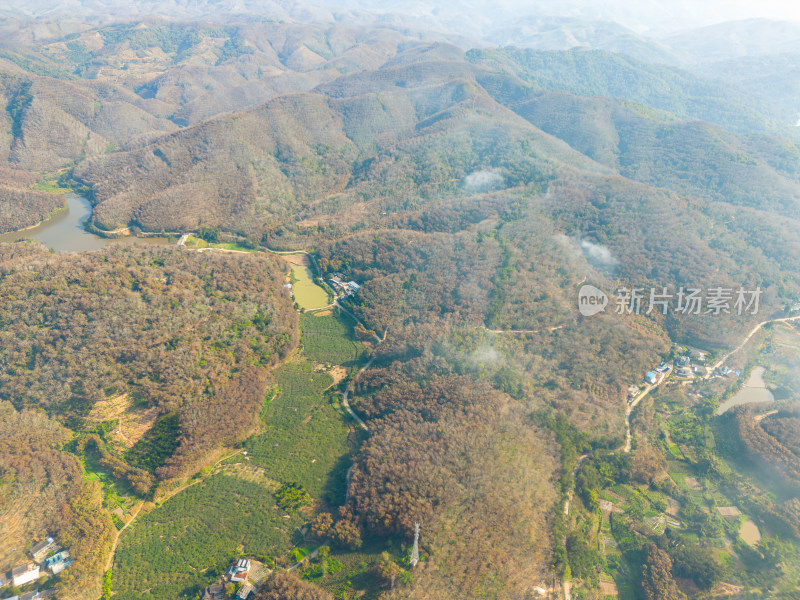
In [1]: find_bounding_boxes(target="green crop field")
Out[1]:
[300,312,365,366]
[243,361,352,502]
[290,264,329,310]
[111,473,304,600]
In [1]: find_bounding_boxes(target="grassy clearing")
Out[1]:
[214,242,259,252]
[112,473,304,600]
[291,264,330,310]
[300,312,366,366]
[242,361,351,502]
[33,172,72,194]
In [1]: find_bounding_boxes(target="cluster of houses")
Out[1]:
[647,362,672,385]
[626,348,717,402]
[675,355,694,378]
[675,349,711,378]
[200,559,255,600]
[628,362,672,404]
[329,274,360,296]
[0,537,69,600]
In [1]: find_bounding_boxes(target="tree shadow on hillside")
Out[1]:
[323,453,353,507]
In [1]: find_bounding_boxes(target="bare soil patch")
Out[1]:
[684,476,702,490]
[277,253,309,266]
[87,394,159,448]
[716,506,742,517]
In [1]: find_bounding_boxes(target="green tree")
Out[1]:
[373,552,402,588]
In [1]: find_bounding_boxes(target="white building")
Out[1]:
[46,550,72,575]
[228,558,251,583]
[30,538,56,562]
[12,563,39,587]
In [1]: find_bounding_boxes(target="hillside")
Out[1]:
[467,47,791,135]
[0,242,298,597]
[72,59,607,234]
[506,91,800,217]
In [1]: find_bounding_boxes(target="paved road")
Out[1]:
[288,545,323,572]
[342,384,370,431]
[340,336,387,432]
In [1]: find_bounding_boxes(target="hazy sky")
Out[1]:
[310,0,800,33]
[727,0,800,22]
[2,0,800,35]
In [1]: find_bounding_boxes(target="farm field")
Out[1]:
[241,360,352,502]
[300,312,366,366]
[290,264,330,310]
[111,473,304,600]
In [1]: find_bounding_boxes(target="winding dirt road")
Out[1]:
[105,502,143,571]
[704,314,800,379]
[624,314,800,453]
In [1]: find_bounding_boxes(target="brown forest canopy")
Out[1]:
[0,401,114,599]
[0,242,298,478]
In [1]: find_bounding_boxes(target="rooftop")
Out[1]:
[12,564,35,576]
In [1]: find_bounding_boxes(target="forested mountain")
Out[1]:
[468,47,794,133]
[0,243,297,598]
[70,41,800,351]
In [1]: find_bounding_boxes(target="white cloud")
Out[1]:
[463,169,504,193]
[580,239,618,267]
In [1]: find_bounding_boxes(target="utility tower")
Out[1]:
[410,522,420,568]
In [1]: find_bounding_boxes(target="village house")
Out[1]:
[227,559,251,584]
[236,583,255,599]
[201,582,225,600]
[45,550,71,575]
[11,563,40,587]
[329,277,361,296]
[29,538,56,563]
[689,348,707,361]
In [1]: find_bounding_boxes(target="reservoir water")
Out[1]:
[715,366,775,416]
[0,194,168,252]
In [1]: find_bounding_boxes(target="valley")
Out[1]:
[1,6,800,600]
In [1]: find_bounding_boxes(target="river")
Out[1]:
[0,194,168,252]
